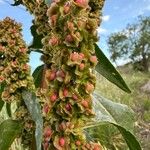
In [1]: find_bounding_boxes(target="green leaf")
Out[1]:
[0,82,5,94]
[113,124,142,150]
[29,24,43,49]
[22,90,43,150]
[0,100,4,112]
[45,0,52,5]
[0,83,5,111]
[0,119,22,150]
[95,44,131,93]
[85,92,141,150]
[11,0,22,6]
[0,82,4,93]
[92,92,134,132]
[6,103,11,117]
[32,65,44,88]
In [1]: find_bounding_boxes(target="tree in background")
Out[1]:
[108,16,150,72]
[107,32,129,66]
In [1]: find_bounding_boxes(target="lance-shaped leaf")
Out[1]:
[0,82,4,93]
[85,92,141,150]
[32,65,44,88]
[0,119,22,150]
[22,90,43,150]
[0,83,5,111]
[0,100,4,111]
[95,44,131,93]
[6,103,11,117]
[113,124,142,150]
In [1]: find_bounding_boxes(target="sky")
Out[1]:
[0,0,150,69]
[99,0,150,65]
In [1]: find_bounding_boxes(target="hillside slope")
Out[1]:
[96,66,150,150]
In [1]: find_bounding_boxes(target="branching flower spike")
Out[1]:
[0,17,35,148]
[36,0,106,149]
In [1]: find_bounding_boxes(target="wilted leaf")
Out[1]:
[0,119,22,150]
[95,44,131,93]
[22,90,43,150]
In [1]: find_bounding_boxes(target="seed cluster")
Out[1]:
[39,0,105,149]
[0,17,35,148]
[34,0,51,36]
[0,17,34,102]
[18,0,35,14]
[15,0,50,38]
[11,0,105,149]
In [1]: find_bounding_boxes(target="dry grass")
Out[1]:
[95,68,150,150]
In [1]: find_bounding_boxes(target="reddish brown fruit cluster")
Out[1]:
[18,0,105,149]
[0,17,35,148]
[38,0,105,149]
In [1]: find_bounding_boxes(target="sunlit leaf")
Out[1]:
[84,92,141,150]
[92,92,134,132]
[95,44,131,93]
